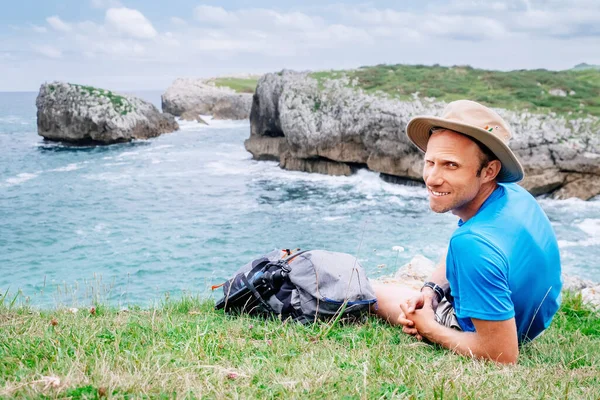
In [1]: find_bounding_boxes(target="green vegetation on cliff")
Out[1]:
[70,84,135,116]
[1,293,598,398]
[211,77,260,94]
[313,64,600,118]
[214,65,600,117]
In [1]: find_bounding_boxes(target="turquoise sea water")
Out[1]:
[1,91,599,308]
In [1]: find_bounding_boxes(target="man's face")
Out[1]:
[423,129,486,215]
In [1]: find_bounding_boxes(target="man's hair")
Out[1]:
[430,128,499,177]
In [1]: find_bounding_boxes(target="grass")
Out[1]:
[69,84,135,116]
[312,64,600,118]
[1,292,598,398]
[211,77,259,94]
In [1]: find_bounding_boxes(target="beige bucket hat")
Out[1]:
[406,100,524,183]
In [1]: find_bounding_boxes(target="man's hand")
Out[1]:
[399,296,439,340]
[397,289,438,339]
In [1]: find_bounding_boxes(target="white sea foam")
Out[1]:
[4,172,38,186]
[558,219,600,248]
[51,163,80,172]
[558,238,600,248]
[322,216,347,221]
[578,219,600,236]
[116,150,142,158]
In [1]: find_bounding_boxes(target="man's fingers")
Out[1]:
[402,326,419,336]
[397,310,414,327]
[399,301,410,316]
[405,298,415,313]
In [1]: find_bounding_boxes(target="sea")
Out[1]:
[1,91,599,308]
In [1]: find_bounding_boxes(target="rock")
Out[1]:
[562,275,596,292]
[519,169,566,196]
[280,153,353,176]
[393,254,436,282]
[162,78,252,120]
[36,82,179,144]
[249,73,286,139]
[244,136,287,161]
[552,174,600,200]
[549,88,568,97]
[581,285,600,310]
[247,70,600,200]
[179,110,209,125]
[212,96,253,120]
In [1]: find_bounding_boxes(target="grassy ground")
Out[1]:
[211,77,260,94]
[1,293,599,399]
[312,64,600,118]
[212,64,600,118]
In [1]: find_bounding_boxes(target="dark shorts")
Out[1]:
[434,298,462,331]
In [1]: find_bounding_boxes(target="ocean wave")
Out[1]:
[51,163,81,172]
[322,216,348,222]
[558,237,600,249]
[4,172,39,186]
[177,116,250,130]
[578,218,600,236]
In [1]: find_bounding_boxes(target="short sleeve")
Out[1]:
[449,233,515,321]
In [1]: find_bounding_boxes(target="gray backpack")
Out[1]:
[215,249,376,323]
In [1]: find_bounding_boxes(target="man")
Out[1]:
[373,100,562,364]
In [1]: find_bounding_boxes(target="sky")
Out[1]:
[1,0,599,91]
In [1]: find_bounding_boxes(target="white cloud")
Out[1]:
[32,25,48,33]
[194,5,238,25]
[170,17,187,26]
[6,2,600,91]
[105,7,157,39]
[33,45,62,58]
[47,16,72,32]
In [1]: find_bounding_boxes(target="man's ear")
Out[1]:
[483,160,502,182]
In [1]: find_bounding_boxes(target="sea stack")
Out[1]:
[161,78,253,120]
[36,82,179,144]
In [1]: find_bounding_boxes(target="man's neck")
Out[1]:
[453,182,499,223]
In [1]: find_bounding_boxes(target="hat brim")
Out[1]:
[406,116,524,183]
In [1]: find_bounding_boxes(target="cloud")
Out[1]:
[105,7,157,39]
[47,16,72,32]
[32,45,62,58]
[170,17,187,26]
[194,5,238,25]
[32,25,48,33]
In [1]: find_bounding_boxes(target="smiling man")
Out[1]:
[373,100,562,364]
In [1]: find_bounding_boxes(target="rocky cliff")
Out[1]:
[246,71,600,200]
[37,82,179,144]
[162,78,252,120]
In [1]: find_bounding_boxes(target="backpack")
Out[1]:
[214,249,377,323]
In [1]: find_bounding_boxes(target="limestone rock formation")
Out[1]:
[246,71,600,200]
[37,82,178,144]
[179,110,209,125]
[162,78,252,120]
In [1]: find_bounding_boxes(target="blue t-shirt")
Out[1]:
[446,183,562,343]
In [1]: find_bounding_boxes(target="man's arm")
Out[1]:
[400,300,519,364]
[418,248,449,309]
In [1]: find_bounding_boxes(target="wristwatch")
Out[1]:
[421,281,444,303]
